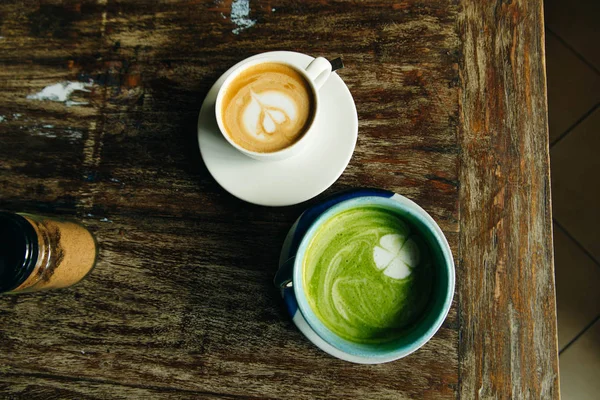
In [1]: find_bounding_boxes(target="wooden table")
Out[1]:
[0,1,558,398]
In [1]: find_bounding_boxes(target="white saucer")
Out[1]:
[197,51,358,207]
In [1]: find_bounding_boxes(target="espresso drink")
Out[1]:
[221,62,315,153]
[303,206,432,344]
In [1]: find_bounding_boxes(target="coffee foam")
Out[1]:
[303,206,433,344]
[221,63,315,153]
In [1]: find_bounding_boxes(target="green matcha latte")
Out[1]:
[303,205,432,344]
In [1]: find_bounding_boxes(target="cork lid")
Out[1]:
[0,211,39,293]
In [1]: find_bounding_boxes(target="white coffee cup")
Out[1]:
[215,55,332,161]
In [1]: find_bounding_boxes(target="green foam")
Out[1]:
[303,206,433,344]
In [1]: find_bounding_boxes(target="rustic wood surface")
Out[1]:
[457,1,558,398]
[0,0,557,398]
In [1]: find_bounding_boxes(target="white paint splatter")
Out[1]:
[33,127,82,141]
[35,131,57,139]
[100,217,112,223]
[13,113,21,119]
[272,8,276,12]
[231,0,256,34]
[27,81,92,106]
[64,129,83,140]
[65,100,88,107]
[0,116,5,122]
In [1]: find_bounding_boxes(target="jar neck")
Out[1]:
[0,211,39,293]
[10,214,57,293]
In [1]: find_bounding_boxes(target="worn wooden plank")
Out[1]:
[0,372,217,400]
[457,0,558,398]
[0,214,459,399]
[0,0,558,398]
[0,0,462,398]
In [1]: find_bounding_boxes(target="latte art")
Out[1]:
[221,63,315,153]
[303,206,433,344]
[245,90,297,135]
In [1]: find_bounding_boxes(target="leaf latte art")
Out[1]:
[221,63,315,153]
[303,206,433,344]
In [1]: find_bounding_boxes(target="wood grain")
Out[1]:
[457,0,558,398]
[0,0,556,398]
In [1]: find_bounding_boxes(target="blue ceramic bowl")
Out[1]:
[275,189,455,364]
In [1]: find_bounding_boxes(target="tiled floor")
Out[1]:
[545,0,600,398]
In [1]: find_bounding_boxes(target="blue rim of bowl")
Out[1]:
[291,195,455,361]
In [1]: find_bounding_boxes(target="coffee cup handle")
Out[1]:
[274,257,296,289]
[305,57,332,90]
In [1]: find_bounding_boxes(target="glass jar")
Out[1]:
[0,211,98,294]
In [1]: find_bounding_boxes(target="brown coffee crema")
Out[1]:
[221,63,316,153]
